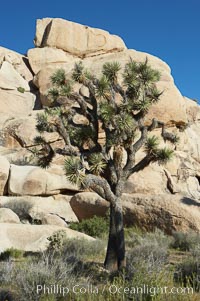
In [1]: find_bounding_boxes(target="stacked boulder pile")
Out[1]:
[0,18,200,252]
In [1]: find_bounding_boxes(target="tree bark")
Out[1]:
[104,199,126,272]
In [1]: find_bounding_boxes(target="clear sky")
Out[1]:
[0,0,199,101]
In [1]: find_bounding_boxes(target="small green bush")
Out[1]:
[17,87,25,93]
[174,259,200,292]
[62,238,106,261]
[69,215,109,238]
[0,248,24,261]
[171,231,200,251]
[47,230,66,253]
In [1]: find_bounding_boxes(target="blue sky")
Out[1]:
[0,0,199,101]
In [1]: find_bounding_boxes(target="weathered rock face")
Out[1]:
[122,194,200,234]
[0,89,36,118]
[0,208,20,224]
[0,224,94,252]
[70,192,109,221]
[28,47,78,75]
[34,18,126,57]
[0,61,30,91]
[70,192,200,234]
[41,214,68,227]
[0,195,78,223]
[0,46,33,82]
[1,114,60,148]
[125,164,169,194]
[8,164,79,196]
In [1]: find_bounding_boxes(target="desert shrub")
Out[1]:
[171,231,200,251]
[17,87,25,93]
[3,200,33,221]
[174,259,200,292]
[69,215,109,238]
[126,230,171,279]
[61,238,106,261]
[0,253,77,301]
[0,248,24,261]
[47,230,66,253]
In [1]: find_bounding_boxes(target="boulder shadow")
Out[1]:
[181,197,200,207]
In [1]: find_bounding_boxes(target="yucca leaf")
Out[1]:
[72,62,84,82]
[155,147,174,164]
[96,76,110,99]
[144,136,159,154]
[50,69,66,86]
[88,153,107,175]
[64,156,85,186]
[99,101,116,124]
[102,61,121,82]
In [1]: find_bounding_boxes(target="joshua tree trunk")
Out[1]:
[104,199,126,272]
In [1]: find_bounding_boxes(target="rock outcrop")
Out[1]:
[0,195,78,223]
[34,18,126,57]
[0,208,20,224]
[70,192,200,234]
[8,164,79,196]
[0,224,94,252]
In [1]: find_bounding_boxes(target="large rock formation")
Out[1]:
[33,18,126,57]
[0,195,78,223]
[0,18,200,249]
[8,164,79,196]
[70,192,200,234]
[0,224,94,253]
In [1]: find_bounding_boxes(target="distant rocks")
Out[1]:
[34,18,126,57]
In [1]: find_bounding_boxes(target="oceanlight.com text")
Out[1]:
[36,284,194,297]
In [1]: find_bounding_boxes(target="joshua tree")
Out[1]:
[33,58,177,272]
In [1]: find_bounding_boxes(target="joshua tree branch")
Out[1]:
[84,174,116,206]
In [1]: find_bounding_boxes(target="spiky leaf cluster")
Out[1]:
[72,62,93,84]
[50,69,66,86]
[98,101,116,126]
[36,108,64,133]
[88,153,107,175]
[47,69,73,104]
[102,62,121,83]
[145,136,173,164]
[144,136,159,155]
[155,147,174,164]
[69,125,96,149]
[123,58,162,112]
[32,136,55,168]
[64,156,85,186]
[95,76,110,99]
